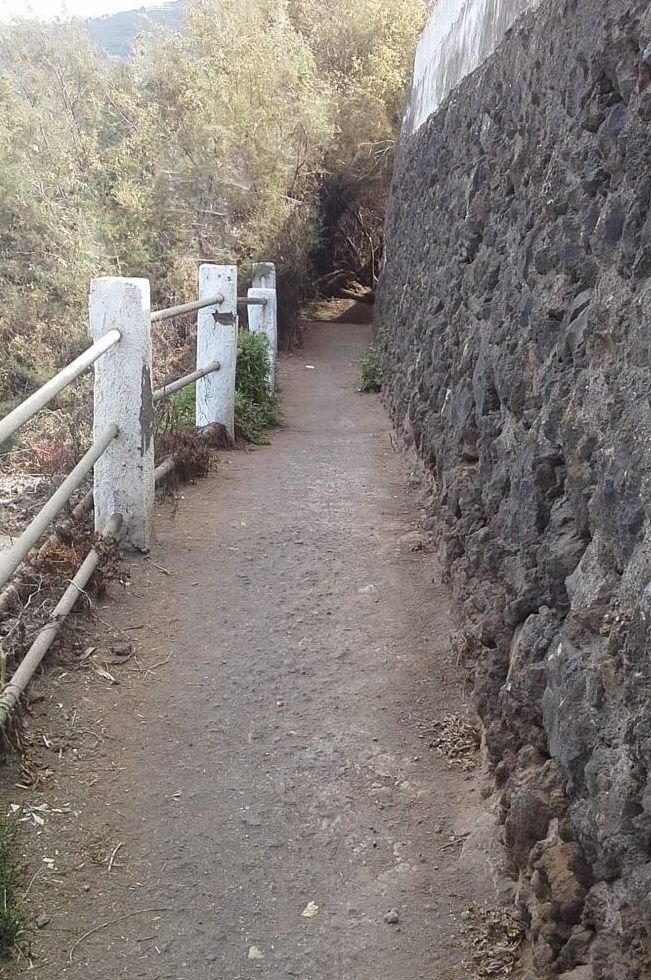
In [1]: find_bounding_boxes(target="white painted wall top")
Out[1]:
[405,0,541,134]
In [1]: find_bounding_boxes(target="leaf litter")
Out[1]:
[463,906,527,977]
[427,714,481,770]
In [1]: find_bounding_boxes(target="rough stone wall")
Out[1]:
[376,1,651,977]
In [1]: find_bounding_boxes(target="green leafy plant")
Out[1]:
[235,391,280,444]
[0,810,25,958]
[236,330,273,405]
[359,344,383,392]
[162,383,196,432]
[235,331,281,443]
[155,332,281,445]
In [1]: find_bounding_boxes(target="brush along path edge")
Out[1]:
[0,514,123,730]
[0,322,507,979]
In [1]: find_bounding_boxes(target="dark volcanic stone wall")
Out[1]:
[376,1,651,977]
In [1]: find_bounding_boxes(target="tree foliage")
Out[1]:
[0,0,425,411]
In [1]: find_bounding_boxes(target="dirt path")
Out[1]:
[3,321,496,979]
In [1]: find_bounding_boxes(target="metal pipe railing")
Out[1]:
[151,294,225,323]
[0,513,123,729]
[0,329,121,450]
[0,451,183,617]
[153,361,221,405]
[0,264,278,722]
[0,423,119,591]
[154,457,177,483]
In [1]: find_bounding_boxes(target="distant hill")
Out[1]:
[86,2,184,57]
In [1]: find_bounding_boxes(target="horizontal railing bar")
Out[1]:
[151,294,225,322]
[0,450,183,616]
[0,423,119,591]
[0,329,121,450]
[155,457,177,483]
[72,453,178,524]
[0,513,123,729]
[153,361,221,404]
[237,297,267,307]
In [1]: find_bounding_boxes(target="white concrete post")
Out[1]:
[196,264,238,440]
[89,277,155,552]
[248,287,278,391]
[252,261,276,290]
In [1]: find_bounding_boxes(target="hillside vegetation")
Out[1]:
[87,3,184,58]
[0,0,424,430]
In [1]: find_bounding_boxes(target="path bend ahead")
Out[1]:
[8,319,491,980]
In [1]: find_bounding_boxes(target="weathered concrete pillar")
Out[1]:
[248,287,278,391]
[89,277,154,552]
[252,261,276,290]
[196,264,238,439]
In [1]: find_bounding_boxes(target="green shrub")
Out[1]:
[236,331,273,405]
[0,810,24,958]
[359,344,383,392]
[155,332,280,444]
[162,383,196,432]
[235,390,281,444]
[235,331,281,443]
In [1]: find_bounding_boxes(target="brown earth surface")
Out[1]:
[0,320,503,980]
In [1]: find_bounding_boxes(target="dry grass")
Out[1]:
[0,810,25,958]
[428,714,481,771]
[155,428,212,482]
[464,906,527,977]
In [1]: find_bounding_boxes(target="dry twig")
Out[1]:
[69,907,173,963]
[145,558,172,576]
[106,841,123,873]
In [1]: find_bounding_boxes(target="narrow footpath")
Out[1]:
[5,319,494,979]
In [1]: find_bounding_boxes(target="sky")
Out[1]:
[0,0,166,22]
